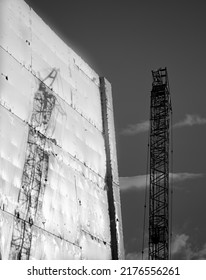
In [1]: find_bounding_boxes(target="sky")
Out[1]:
[24,0,206,259]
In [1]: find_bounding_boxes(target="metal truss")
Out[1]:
[148,68,172,260]
[9,69,57,259]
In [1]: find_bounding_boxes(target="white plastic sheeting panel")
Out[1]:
[0,212,14,259]
[46,96,106,178]
[30,7,102,131]
[0,0,31,68]
[38,155,80,244]
[0,107,28,214]
[30,227,81,260]
[76,174,111,243]
[0,48,106,179]
[0,0,102,131]
[0,0,124,259]
[80,230,111,260]
[0,48,35,123]
[31,32,73,106]
[72,64,102,131]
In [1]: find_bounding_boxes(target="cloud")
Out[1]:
[196,244,206,259]
[171,234,206,260]
[171,234,189,255]
[121,120,149,135]
[119,175,148,191]
[126,248,149,260]
[174,114,206,128]
[119,172,203,191]
[121,114,206,136]
[126,252,141,260]
[171,172,203,182]
[126,234,206,260]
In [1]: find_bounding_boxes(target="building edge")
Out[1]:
[100,77,125,260]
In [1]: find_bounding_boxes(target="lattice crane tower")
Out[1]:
[148,67,172,260]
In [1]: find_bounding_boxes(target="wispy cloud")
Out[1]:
[121,120,150,135]
[119,172,203,191]
[174,114,206,128]
[121,114,206,136]
[171,172,203,182]
[119,175,148,191]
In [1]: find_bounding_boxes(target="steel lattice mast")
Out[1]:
[9,70,57,260]
[148,68,172,260]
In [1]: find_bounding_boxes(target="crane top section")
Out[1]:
[151,67,172,112]
[152,67,168,87]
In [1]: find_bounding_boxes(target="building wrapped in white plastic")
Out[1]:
[0,0,124,259]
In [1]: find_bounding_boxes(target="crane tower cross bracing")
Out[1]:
[9,70,57,260]
[148,67,172,260]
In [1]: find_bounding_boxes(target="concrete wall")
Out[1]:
[0,0,124,259]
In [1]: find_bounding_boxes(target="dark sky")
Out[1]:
[25,0,206,259]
